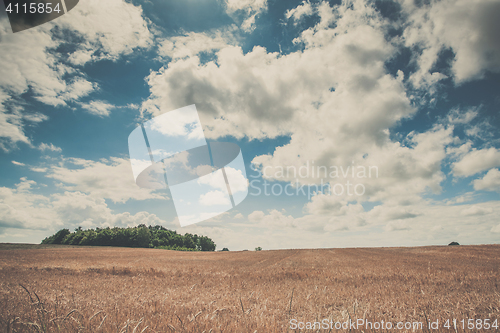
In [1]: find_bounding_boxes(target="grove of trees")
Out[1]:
[41,225,216,251]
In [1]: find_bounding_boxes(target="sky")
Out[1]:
[0,0,500,250]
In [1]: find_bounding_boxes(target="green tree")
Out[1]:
[41,228,70,244]
[198,236,216,251]
[41,225,216,251]
[135,225,151,248]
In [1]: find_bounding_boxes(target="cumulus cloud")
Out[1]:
[158,30,237,60]
[197,171,228,192]
[80,100,115,117]
[461,205,493,216]
[239,199,500,248]
[453,148,500,177]
[142,0,467,209]
[248,209,296,228]
[46,157,167,203]
[0,178,56,230]
[55,0,153,62]
[224,0,267,32]
[0,19,68,149]
[400,0,500,87]
[446,107,479,125]
[38,142,62,152]
[30,167,48,173]
[285,1,314,22]
[0,0,153,149]
[199,190,231,206]
[50,191,164,228]
[0,178,166,234]
[143,1,409,140]
[224,167,248,193]
[473,168,500,192]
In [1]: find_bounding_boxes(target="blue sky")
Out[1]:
[1,0,500,250]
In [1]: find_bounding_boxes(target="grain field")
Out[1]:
[0,244,499,332]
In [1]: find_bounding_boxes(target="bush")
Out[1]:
[448,241,460,246]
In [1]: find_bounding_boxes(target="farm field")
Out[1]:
[0,244,499,332]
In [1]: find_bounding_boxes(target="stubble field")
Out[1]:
[0,244,499,332]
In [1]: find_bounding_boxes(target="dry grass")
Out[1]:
[0,244,499,332]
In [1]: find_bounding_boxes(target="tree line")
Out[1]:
[41,225,216,251]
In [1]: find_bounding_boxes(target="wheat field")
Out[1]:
[0,244,499,332]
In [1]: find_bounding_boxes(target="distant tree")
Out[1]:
[134,225,151,248]
[197,236,216,251]
[255,247,262,251]
[222,248,229,251]
[41,228,70,244]
[183,233,197,249]
[448,241,460,246]
[41,225,216,251]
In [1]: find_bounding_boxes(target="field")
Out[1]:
[0,244,499,332]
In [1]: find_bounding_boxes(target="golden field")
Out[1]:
[0,244,499,332]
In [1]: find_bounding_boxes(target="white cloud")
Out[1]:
[11,161,25,166]
[199,190,231,206]
[473,168,500,192]
[248,209,296,228]
[67,49,94,66]
[461,205,493,216]
[197,171,228,191]
[224,0,267,32]
[0,178,166,233]
[0,19,71,148]
[400,0,500,86]
[0,178,56,230]
[235,199,500,249]
[55,0,153,62]
[225,0,266,12]
[224,167,248,193]
[385,220,411,232]
[286,1,314,22]
[446,107,479,125]
[50,191,164,228]
[143,3,408,141]
[23,113,49,123]
[38,142,62,152]
[0,0,153,149]
[46,157,166,203]
[80,100,115,117]
[158,30,236,60]
[30,167,48,173]
[445,192,475,205]
[142,0,466,208]
[305,194,343,215]
[453,148,500,177]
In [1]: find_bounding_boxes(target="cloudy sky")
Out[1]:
[1,0,500,250]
